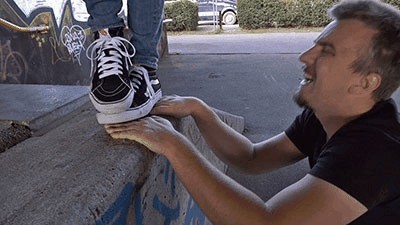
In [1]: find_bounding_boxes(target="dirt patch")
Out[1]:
[0,122,32,153]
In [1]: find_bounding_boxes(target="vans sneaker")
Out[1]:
[86,27,136,114]
[96,65,162,124]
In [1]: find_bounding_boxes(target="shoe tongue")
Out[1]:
[98,28,111,38]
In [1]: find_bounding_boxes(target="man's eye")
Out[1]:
[321,47,333,55]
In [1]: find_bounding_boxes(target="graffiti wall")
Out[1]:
[92,116,232,225]
[0,0,91,85]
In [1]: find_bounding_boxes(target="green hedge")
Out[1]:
[164,0,400,31]
[237,0,400,30]
[385,0,400,6]
[164,0,199,31]
[237,0,337,29]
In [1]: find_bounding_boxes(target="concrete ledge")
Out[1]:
[131,111,244,225]
[0,99,244,224]
[0,84,89,132]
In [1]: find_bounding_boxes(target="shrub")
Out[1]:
[238,0,400,30]
[164,0,199,31]
[238,0,337,29]
[384,0,400,7]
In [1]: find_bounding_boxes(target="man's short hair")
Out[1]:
[329,0,400,101]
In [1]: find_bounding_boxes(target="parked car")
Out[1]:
[198,0,237,25]
[165,0,237,25]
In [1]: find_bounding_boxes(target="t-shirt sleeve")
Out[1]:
[308,130,400,209]
[285,108,324,157]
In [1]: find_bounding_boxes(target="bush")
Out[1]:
[164,0,199,31]
[384,0,400,7]
[238,0,400,30]
[238,0,337,29]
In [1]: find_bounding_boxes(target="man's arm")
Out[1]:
[105,116,368,225]
[165,130,367,225]
[152,96,305,173]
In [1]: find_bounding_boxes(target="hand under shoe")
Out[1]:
[104,116,184,156]
[150,95,203,119]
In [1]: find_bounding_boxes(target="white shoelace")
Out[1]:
[86,36,136,80]
[129,66,155,96]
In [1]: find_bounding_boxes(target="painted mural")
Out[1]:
[0,0,91,85]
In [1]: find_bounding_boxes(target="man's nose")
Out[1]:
[299,45,318,64]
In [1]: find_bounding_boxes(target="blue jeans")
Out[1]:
[84,0,164,70]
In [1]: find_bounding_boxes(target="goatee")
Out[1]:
[293,90,309,108]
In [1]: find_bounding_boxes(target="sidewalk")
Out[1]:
[0,84,89,152]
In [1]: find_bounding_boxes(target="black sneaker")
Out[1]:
[145,67,162,96]
[96,65,162,124]
[86,27,136,115]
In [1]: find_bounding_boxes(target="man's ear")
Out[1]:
[365,73,381,92]
[349,73,381,95]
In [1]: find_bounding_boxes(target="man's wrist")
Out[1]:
[187,97,207,119]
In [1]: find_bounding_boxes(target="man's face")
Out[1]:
[294,19,377,114]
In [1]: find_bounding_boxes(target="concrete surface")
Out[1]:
[0,102,150,224]
[0,84,89,131]
[0,95,243,225]
[134,111,244,225]
[0,84,89,152]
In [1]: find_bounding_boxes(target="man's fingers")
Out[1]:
[105,121,142,134]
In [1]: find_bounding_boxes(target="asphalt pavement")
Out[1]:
[158,26,400,200]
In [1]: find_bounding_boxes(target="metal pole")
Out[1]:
[0,18,49,33]
[213,0,217,29]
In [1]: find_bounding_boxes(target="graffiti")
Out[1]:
[153,195,181,225]
[71,0,89,22]
[135,161,207,225]
[94,182,133,225]
[148,161,181,225]
[0,40,28,84]
[184,198,206,225]
[11,0,90,26]
[164,161,176,196]
[61,24,86,65]
[13,0,69,28]
[49,24,89,66]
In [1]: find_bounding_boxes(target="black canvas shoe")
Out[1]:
[96,65,162,124]
[86,27,136,115]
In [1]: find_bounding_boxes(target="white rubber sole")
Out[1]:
[89,89,134,114]
[96,90,162,124]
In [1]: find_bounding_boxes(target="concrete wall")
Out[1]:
[0,85,244,225]
[131,112,243,225]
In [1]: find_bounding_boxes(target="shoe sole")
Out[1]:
[95,90,162,124]
[89,88,134,114]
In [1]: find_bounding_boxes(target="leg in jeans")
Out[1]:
[127,0,164,70]
[84,0,125,32]
[84,0,163,124]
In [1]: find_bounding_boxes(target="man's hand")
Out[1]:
[104,116,181,155]
[150,95,200,118]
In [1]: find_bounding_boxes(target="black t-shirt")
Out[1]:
[285,99,400,224]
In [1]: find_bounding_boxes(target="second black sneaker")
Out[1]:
[96,65,162,124]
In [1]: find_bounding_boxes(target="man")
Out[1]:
[84,0,163,124]
[105,0,400,224]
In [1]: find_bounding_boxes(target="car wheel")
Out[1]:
[223,11,236,25]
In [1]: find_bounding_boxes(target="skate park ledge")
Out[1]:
[0,84,244,225]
